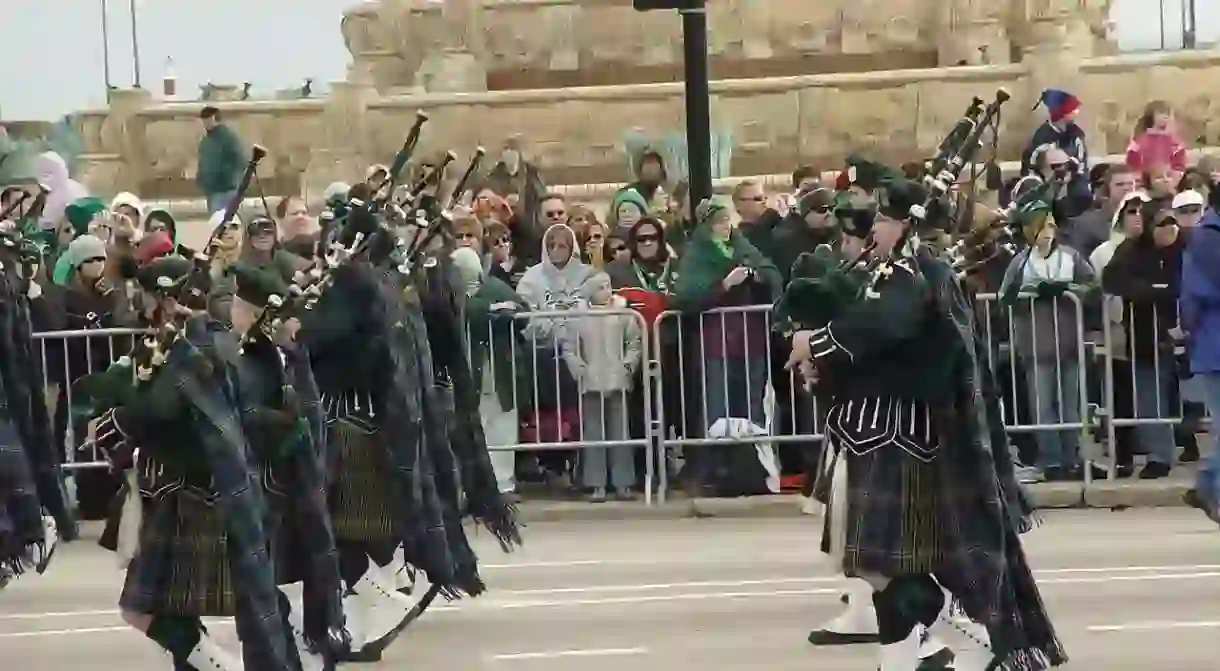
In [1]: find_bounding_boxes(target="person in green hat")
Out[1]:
[227,262,347,668]
[607,186,650,238]
[85,254,295,671]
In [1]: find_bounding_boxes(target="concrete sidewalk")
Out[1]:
[515,477,1197,523]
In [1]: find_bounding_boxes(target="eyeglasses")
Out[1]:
[636,234,659,243]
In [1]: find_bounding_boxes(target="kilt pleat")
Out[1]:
[842,446,946,577]
[264,490,301,585]
[120,493,235,617]
[328,421,395,542]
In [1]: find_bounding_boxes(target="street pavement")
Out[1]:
[2,509,1218,670]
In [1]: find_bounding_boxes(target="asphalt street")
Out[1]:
[2,509,1218,670]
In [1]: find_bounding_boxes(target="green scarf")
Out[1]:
[672,214,781,313]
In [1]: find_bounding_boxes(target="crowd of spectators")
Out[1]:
[4,96,1219,515]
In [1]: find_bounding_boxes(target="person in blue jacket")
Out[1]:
[1181,184,1220,526]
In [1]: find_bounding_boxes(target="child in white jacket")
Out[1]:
[564,272,643,501]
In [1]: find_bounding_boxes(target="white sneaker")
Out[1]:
[343,569,412,654]
[185,630,244,671]
[807,579,879,645]
[877,626,922,671]
[285,606,327,671]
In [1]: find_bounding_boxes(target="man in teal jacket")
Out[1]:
[197,106,246,214]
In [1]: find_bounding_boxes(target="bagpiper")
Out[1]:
[784,179,1066,671]
[0,218,65,591]
[228,262,348,670]
[86,255,293,670]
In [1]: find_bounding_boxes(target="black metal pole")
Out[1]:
[1184,0,1197,48]
[129,0,142,88]
[680,0,713,207]
[101,0,113,93]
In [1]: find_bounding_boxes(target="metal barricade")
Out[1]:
[943,292,1096,483]
[34,327,149,472]
[650,305,824,503]
[1098,296,1191,481]
[467,308,657,504]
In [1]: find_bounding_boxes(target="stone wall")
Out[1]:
[72,49,1220,202]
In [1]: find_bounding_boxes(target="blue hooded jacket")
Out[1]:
[1182,209,1220,374]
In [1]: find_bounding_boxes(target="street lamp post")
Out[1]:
[1183,0,1197,49]
[129,0,142,88]
[101,0,113,93]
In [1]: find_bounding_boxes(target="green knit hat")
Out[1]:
[64,196,105,235]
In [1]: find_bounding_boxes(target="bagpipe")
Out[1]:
[0,185,52,279]
[773,89,1012,336]
[71,147,272,418]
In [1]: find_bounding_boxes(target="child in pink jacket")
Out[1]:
[1126,100,1187,172]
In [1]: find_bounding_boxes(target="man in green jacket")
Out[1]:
[197,107,246,214]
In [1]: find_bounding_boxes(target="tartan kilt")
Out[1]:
[119,491,235,617]
[841,445,947,577]
[328,420,396,543]
[264,487,305,586]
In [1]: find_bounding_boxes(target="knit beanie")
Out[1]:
[64,197,106,236]
[64,234,107,270]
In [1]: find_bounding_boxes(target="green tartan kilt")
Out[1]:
[119,492,235,617]
[841,446,948,577]
[329,420,396,543]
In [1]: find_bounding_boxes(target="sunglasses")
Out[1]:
[1049,162,1069,172]
[808,205,831,215]
[609,245,627,254]
[493,236,510,246]
[636,233,659,243]
[1123,206,1143,215]
[588,233,604,241]
[545,209,566,219]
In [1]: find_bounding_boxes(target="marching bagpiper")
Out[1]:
[0,216,65,591]
[227,263,348,670]
[87,255,293,670]
[784,179,1066,671]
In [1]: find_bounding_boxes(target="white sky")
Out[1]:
[0,0,1214,121]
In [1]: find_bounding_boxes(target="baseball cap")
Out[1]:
[1172,189,1205,210]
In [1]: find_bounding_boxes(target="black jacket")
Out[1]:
[1102,233,1184,361]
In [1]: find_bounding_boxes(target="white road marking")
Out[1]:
[1088,620,1220,632]
[490,647,649,661]
[2,567,1218,638]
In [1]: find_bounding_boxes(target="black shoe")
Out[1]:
[807,629,879,645]
[1043,466,1066,482]
[1139,462,1171,479]
[1181,446,1200,463]
[1116,463,1135,479]
[917,647,956,670]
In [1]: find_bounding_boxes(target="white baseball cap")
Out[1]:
[1172,189,1205,209]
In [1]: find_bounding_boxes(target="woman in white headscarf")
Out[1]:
[36,152,88,230]
[453,246,529,500]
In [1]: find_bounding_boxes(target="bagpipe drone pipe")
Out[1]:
[773,89,1012,337]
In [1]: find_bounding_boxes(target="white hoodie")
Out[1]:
[515,223,592,343]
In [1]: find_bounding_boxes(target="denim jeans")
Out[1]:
[205,189,238,215]
[1131,360,1177,466]
[1025,360,1082,471]
[579,392,634,489]
[1195,373,1220,500]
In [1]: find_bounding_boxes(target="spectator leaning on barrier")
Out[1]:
[999,205,1098,482]
[196,106,247,215]
[453,245,529,499]
[563,272,643,502]
[1103,205,1185,479]
[672,198,781,436]
[1181,185,1220,522]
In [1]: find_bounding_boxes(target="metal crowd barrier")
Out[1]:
[32,295,1214,507]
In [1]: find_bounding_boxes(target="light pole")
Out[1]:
[101,0,113,93]
[1183,0,1197,49]
[129,0,142,88]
